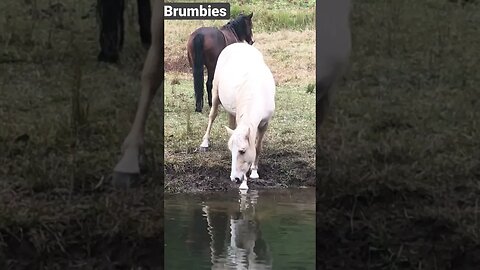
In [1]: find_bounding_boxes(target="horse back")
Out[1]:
[214,43,275,117]
[187,27,226,52]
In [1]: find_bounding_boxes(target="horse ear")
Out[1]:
[244,126,250,143]
[225,126,234,135]
[248,12,253,19]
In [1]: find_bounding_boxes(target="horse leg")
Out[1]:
[192,34,205,112]
[228,114,236,129]
[206,68,214,108]
[250,123,268,179]
[97,0,125,63]
[137,0,152,49]
[199,95,220,149]
[118,0,125,51]
[112,0,163,189]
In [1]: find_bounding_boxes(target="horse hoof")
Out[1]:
[239,180,249,190]
[97,51,119,63]
[112,171,139,190]
[250,170,259,179]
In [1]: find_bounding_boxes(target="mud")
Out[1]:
[165,148,315,193]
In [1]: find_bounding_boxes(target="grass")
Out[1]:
[317,0,480,268]
[166,0,315,32]
[0,0,164,268]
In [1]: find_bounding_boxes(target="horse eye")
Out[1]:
[239,150,246,155]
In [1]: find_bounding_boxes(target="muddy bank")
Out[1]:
[165,148,316,193]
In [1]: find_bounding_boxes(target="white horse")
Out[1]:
[199,43,276,190]
[202,191,272,269]
[111,0,163,188]
[111,0,351,187]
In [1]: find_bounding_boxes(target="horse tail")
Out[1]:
[193,33,205,112]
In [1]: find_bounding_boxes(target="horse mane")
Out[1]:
[221,14,249,40]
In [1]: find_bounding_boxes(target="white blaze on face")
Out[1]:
[227,125,249,182]
[230,144,243,181]
[230,144,239,181]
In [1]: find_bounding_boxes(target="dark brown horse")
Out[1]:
[97,0,152,63]
[186,13,255,112]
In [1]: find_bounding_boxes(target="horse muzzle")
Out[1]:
[230,173,245,184]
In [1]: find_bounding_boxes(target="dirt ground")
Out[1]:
[164,148,315,193]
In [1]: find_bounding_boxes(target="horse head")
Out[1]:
[228,13,255,45]
[225,125,255,182]
[243,13,255,45]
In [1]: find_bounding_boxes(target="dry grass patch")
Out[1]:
[254,30,315,86]
[165,20,315,86]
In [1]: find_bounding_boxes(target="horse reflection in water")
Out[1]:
[200,190,272,269]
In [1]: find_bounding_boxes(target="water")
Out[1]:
[165,188,315,270]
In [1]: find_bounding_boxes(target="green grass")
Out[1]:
[166,0,315,31]
[230,5,315,31]
[165,79,315,151]
[317,0,480,268]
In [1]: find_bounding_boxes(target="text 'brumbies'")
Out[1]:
[164,3,230,20]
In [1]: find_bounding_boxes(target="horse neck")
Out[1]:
[236,112,260,148]
[220,25,241,44]
[237,80,265,127]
